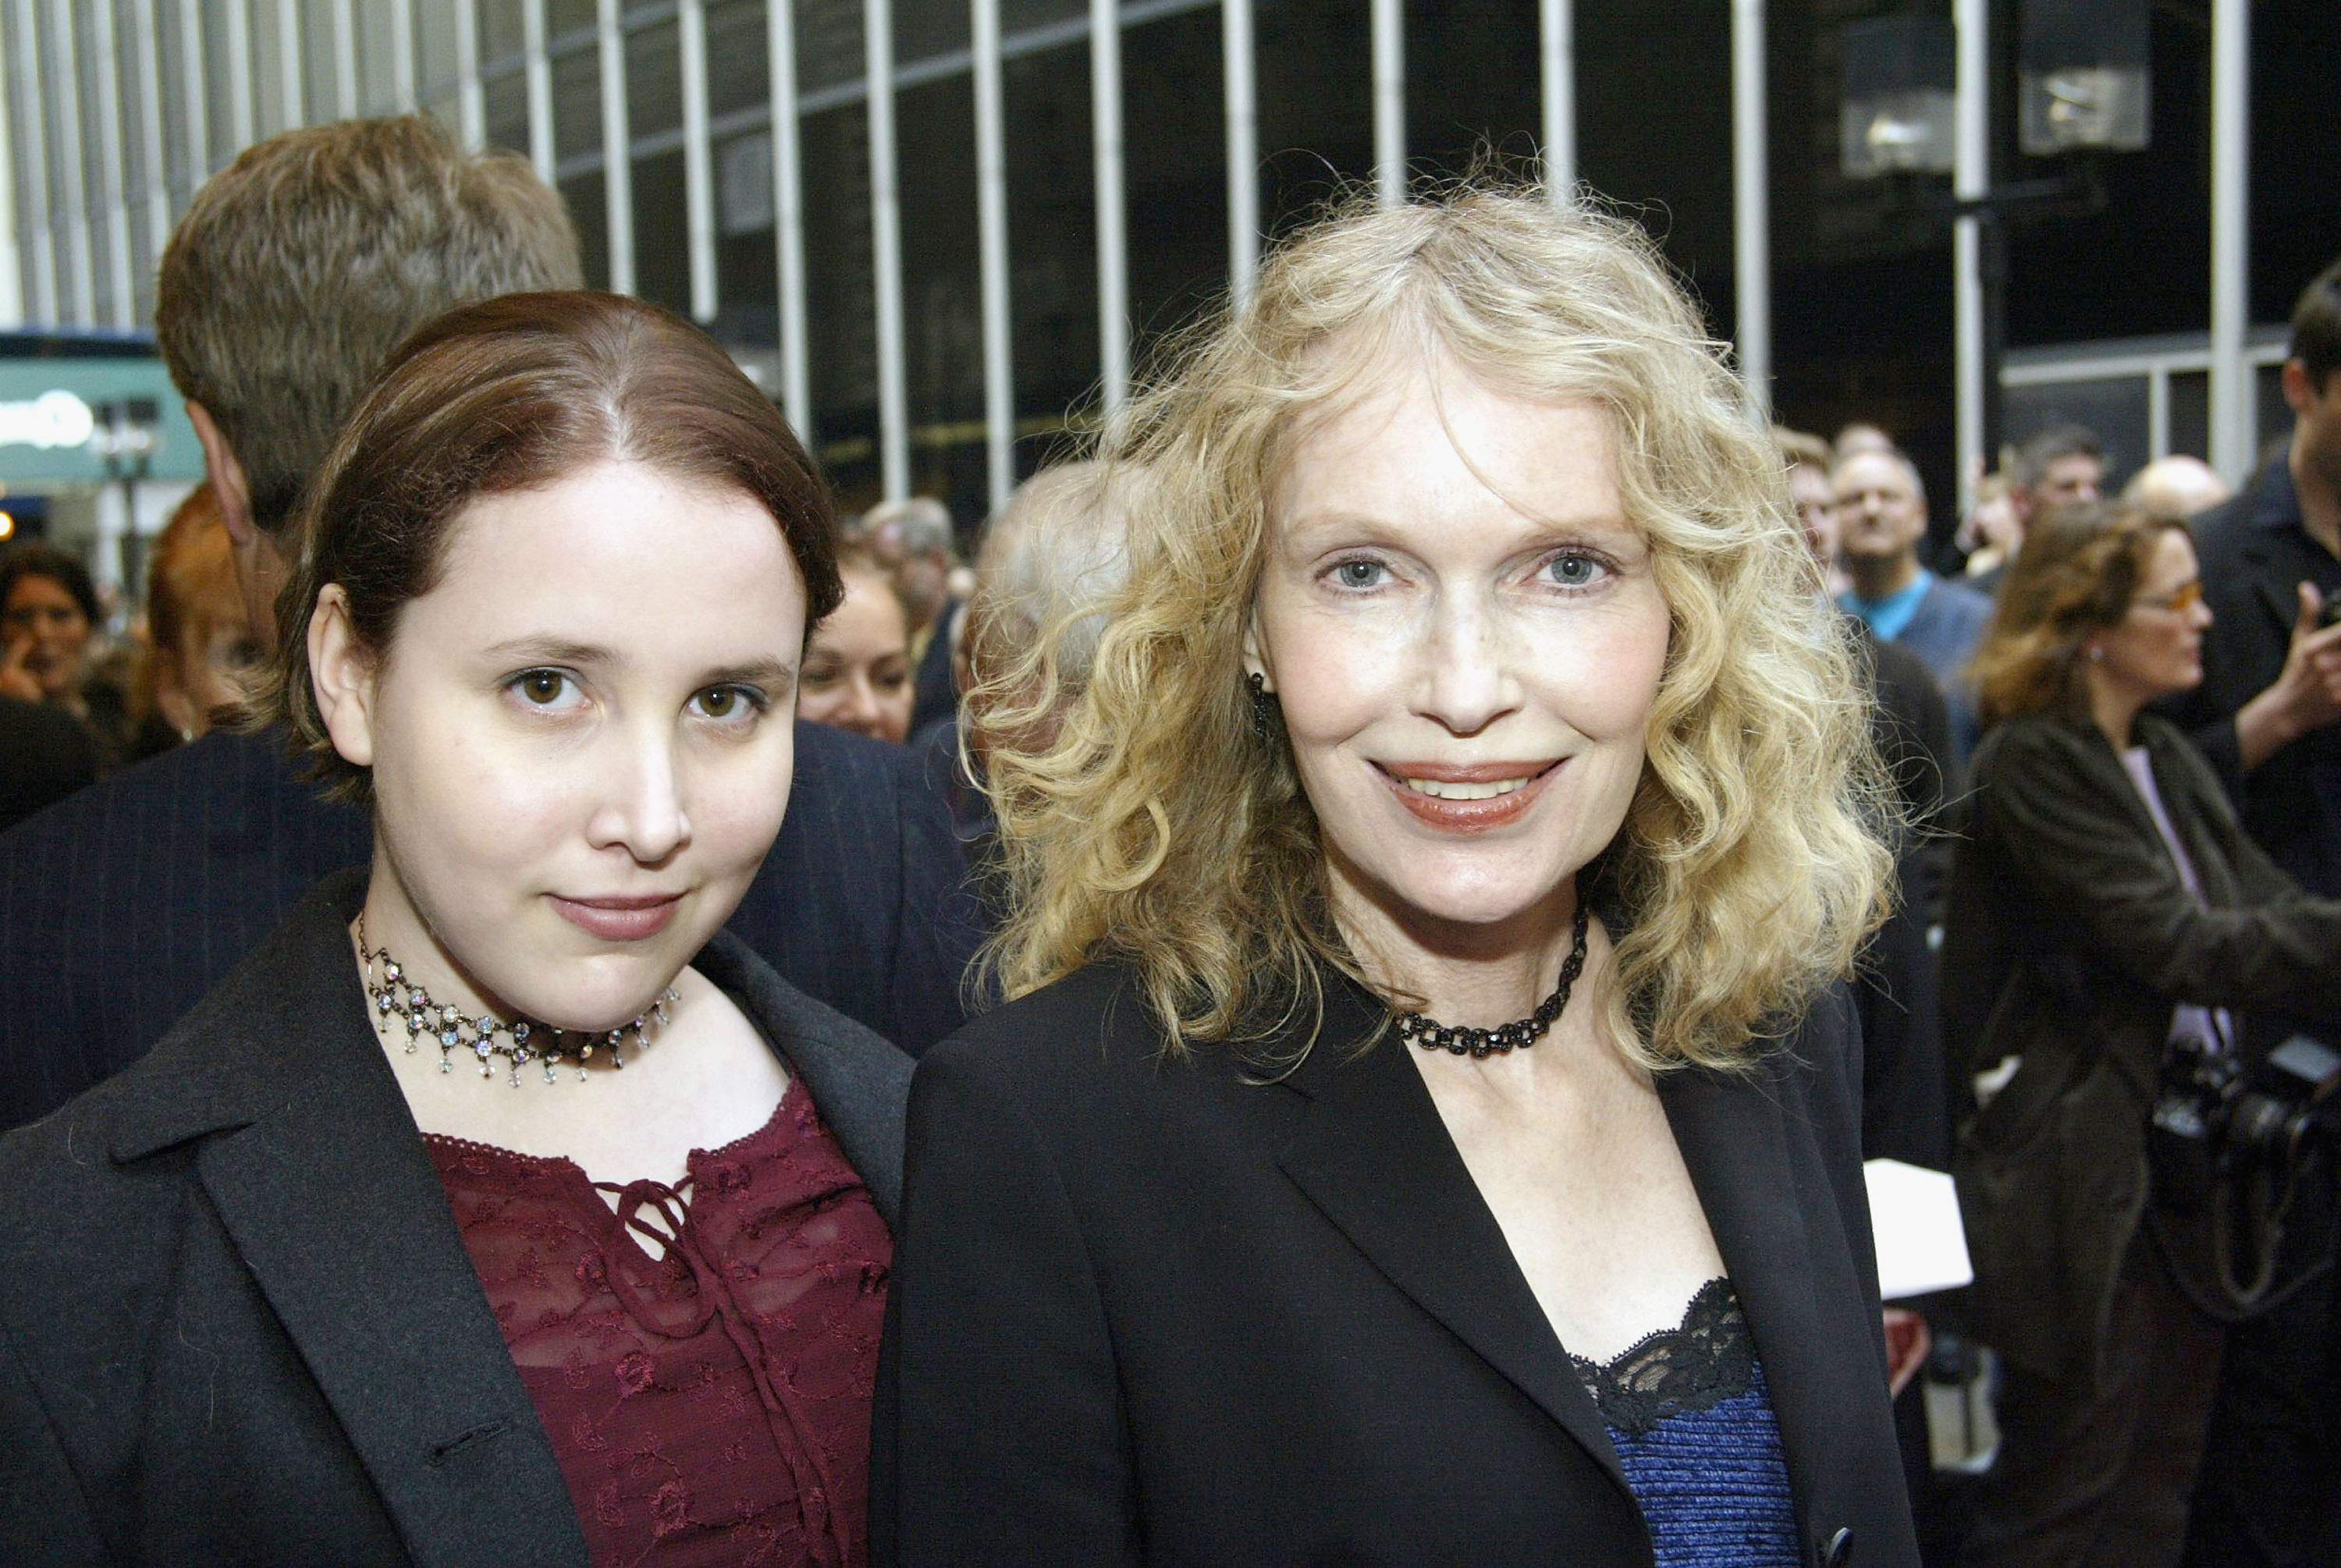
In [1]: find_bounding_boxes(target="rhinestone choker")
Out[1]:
[355,914,676,1087]
[1391,897,1593,1058]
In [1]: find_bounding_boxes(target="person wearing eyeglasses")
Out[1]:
[1941,501,2341,1568]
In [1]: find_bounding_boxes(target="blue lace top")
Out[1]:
[1568,1277,1801,1567]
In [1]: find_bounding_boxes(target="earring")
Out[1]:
[1246,670,1279,740]
[2087,644,2105,663]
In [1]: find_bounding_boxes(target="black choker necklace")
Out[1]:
[355,915,675,1087]
[1391,898,1593,1058]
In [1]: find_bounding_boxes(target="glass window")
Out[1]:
[481,0,527,65]
[485,69,530,156]
[897,73,981,507]
[1124,9,1227,364]
[552,43,602,164]
[563,170,610,288]
[800,102,879,496]
[353,0,406,115]
[705,0,769,121]
[895,0,968,68]
[548,0,599,41]
[2167,369,2211,462]
[713,129,779,351]
[1004,38,1096,471]
[625,16,680,140]
[631,147,690,314]
[2005,377,2149,489]
[794,0,863,98]
[1256,0,1371,241]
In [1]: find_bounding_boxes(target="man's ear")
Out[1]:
[308,584,378,770]
[184,402,255,546]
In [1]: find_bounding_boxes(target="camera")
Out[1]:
[2152,1034,2341,1206]
[2149,1034,2341,1311]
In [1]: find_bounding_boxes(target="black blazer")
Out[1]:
[0,718,981,1130]
[2162,459,2341,898]
[873,963,1918,1568]
[0,696,98,835]
[0,868,913,1567]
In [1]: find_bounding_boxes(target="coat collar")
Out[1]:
[102,867,589,1568]
[1272,973,1888,1561]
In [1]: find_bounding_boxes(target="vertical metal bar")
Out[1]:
[1952,0,1987,508]
[226,0,256,149]
[867,0,909,495]
[2209,0,2249,485]
[2148,364,2170,462]
[92,0,135,328]
[9,0,54,324]
[598,0,633,293]
[972,0,1013,512]
[1729,0,1767,417]
[1370,0,1401,208]
[769,0,810,436]
[1539,0,1572,197]
[132,0,169,293]
[0,19,20,330]
[332,0,357,119]
[1090,0,1126,418]
[45,0,91,326]
[523,0,554,185]
[456,0,485,149]
[275,0,302,127]
[178,0,209,176]
[679,0,715,321]
[392,0,417,111]
[1223,0,1256,307]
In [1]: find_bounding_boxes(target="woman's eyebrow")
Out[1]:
[477,635,620,668]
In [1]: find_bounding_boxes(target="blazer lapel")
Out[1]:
[1274,991,1630,1497]
[1660,1048,1881,1563]
[121,871,587,1568]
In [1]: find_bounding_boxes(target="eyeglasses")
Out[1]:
[2133,580,2204,614]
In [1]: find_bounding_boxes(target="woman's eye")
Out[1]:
[1331,559,1387,590]
[691,685,765,722]
[510,669,580,708]
[1543,552,1607,590]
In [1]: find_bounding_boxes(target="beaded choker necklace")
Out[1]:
[1391,898,1593,1059]
[356,915,676,1087]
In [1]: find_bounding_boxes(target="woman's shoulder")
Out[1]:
[925,959,1171,1082]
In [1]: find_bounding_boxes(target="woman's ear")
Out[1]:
[307,584,378,768]
[1241,618,1270,694]
[151,647,197,740]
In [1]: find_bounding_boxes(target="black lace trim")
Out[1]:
[1566,1276,1756,1437]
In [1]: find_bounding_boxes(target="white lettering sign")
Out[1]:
[0,390,96,450]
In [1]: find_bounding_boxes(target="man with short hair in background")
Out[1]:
[0,117,979,1131]
[1833,445,1992,756]
[865,496,965,740]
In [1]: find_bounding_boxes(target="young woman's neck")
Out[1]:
[2083,669,2148,750]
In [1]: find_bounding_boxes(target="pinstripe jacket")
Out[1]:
[0,718,981,1130]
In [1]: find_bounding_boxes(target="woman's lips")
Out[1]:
[1374,761,1563,833]
[549,894,683,942]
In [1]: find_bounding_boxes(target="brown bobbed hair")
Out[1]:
[1969,500,2183,729]
[157,115,582,535]
[134,484,249,726]
[256,289,840,807]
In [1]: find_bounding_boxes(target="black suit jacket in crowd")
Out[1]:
[0,869,914,1566]
[0,718,981,1130]
[0,696,98,835]
[2163,458,2341,897]
[873,962,1919,1568]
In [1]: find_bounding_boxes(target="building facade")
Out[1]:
[2,0,2333,543]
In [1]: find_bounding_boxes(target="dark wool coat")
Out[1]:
[0,869,911,1567]
[1941,711,2341,1382]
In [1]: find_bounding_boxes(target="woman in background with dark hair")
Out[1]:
[0,539,131,766]
[1943,502,2341,1568]
[0,293,908,1568]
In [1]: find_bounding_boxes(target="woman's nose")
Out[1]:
[588,729,691,863]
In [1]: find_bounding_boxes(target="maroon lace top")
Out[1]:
[425,1075,890,1567]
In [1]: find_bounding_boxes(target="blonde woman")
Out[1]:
[873,189,1914,1566]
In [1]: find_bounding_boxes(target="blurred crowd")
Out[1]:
[1,110,2338,1568]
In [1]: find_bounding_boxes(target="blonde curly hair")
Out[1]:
[979,183,1894,1073]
